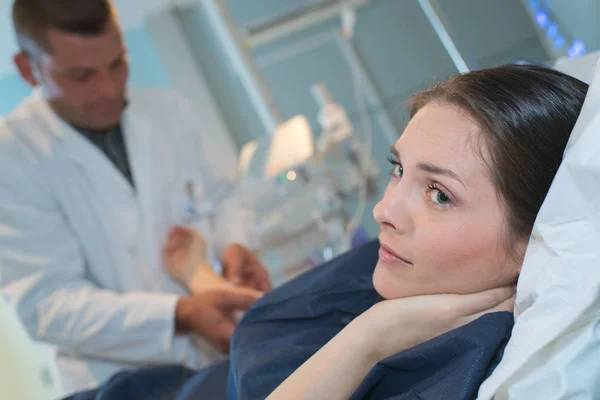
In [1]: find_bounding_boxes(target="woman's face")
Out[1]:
[373,101,524,300]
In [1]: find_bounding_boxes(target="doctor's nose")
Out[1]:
[95,71,120,99]
[373,184,413,234]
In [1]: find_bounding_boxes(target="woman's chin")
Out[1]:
[373,262,398,300]
[373,261,422,300]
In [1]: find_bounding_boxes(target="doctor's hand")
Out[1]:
[221,244,272,292]
[175,288,261,353]
[347,286,516,364]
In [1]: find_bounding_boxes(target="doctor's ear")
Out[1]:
[13,52,39,87]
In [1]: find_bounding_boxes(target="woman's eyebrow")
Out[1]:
[390,146,465,188]
[417,162,466,188]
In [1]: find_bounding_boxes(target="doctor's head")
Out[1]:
[12,0,128,131]
[373,65,588,300]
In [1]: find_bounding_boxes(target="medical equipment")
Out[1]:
[238,86,378,287]
[477,56,600,399]
[0,295,62,399]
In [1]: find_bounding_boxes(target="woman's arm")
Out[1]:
[267,286,516,400]
[266,320,378,400]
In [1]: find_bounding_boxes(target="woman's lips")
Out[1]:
[378,244,413,267]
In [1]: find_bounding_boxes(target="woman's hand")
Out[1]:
[162,226,210,286]
[351,286,516,364]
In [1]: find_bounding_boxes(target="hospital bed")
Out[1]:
[3,53,600,399]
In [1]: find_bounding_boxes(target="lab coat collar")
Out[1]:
[26,89,156,235]
[30,87,130,141]
[122,103,155,221]
[29,88,141,197]
[29,88,67,140]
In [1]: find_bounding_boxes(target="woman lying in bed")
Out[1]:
[69,64,588,400]
[159,64,588,400]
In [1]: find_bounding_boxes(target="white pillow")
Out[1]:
[477,58,600,399]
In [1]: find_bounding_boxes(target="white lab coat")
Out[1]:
[0,88,253,395]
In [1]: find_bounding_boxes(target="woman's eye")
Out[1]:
[434,191,451,205]
[388,156,403,178]
[428,184,452,206]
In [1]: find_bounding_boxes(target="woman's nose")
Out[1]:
[373,184,413,233]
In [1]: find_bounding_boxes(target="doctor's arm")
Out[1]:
[266,288,515,400]
[0,176,195,365]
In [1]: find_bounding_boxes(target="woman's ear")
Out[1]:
[13,52,39,87]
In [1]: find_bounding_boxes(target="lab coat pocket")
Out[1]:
[160,178,207,235]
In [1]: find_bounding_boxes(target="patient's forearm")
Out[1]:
[266,325,378,400]
[186,265,229,294]
[186,266,263,300]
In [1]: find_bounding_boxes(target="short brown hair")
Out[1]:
[410,65,588,257]
[12,0,116,55]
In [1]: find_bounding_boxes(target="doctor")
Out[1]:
[0,0,271,395]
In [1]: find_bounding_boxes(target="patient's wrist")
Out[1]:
[187,263,228,294]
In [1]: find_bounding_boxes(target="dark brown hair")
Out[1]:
[12,0,116,55]
[410,64,588,255]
